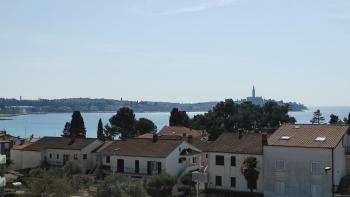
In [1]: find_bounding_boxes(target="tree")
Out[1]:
[344,113,350,124]
[310,109,325,124]
[169,108,190,127]
[329,114,339,124]
[97,176,147,197]
[178,173,195,197]
[109,107,136,139]
[69,111,86,138]
[103,124,118,140]
[190,99,296,140]
[97,118,105,141]
[135,118,157,135]
[63,161,81,175]
[146,174,176,197]
[62,122,71,137]
[240,156,259,192]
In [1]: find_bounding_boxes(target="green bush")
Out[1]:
[97,176,147,197]
[146,174,177,197]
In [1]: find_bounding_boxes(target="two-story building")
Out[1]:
[264,124,350,197]
[11,137,103,173]
[95,134,202,177]
[206,132,265,194]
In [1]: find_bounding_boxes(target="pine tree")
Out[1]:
[62,122,71,137]
[310,109,325,124]
[97,118,105,141]
[329,114,339,124]
[69,111,86,138]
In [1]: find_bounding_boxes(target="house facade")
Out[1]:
[264,124,350,197]
[96,135,202,177]
[11,137,103,173]
[206,132,265,193]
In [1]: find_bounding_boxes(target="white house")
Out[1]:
[263,124,350,197]
[205,132,265,194]
[95,134,202,177]
[11,137,103,173]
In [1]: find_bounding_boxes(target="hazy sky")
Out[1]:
[1,0,350,106]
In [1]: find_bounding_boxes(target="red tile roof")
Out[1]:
[21,137,97,151]
[206,132,264,155]
[159,126,205,138]
[97,138,184,158]
[268,124,350,148]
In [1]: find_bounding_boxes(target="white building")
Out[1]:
[206,132,265,194]
[264,124,350,197]
[95,135,202,177]
[11,137,103,173]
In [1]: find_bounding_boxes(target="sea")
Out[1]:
[0,106,349,138]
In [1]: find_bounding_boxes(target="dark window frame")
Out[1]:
[216,155,224,165]
[231,177,236,187]
[83,154,87,160]
[231,156,236,166]
[215,176,222,186]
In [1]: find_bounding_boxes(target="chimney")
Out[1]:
[69,137,75,145]
[182,133,187,137]
[262,133,268,146]
[187,135,193,144]
[152,134,158,143]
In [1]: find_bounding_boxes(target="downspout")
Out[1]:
[332,148,334,197]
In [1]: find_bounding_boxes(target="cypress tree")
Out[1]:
[97,118,105,140]
[69,111,86,138]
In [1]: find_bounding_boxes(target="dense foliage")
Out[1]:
[190,99,296,140]
[107,107,157,139]
[62,111,86,138]
[96,176,147,197]
[25,167,81,197]
[146,174,177,197]
[329,114,340,124]
[97,118,105,140]
[135,118,157,134]
[240,157,259,192]
[169,108,190,127]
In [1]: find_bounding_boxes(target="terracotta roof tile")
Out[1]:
[98,138,183,158]
[22,137,97,151]
[159,126,205,138]
[206,132,264,155]
[268,124,349,148]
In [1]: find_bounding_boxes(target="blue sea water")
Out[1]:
[0,106,349,138]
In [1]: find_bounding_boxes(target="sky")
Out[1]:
[1,0,350,106]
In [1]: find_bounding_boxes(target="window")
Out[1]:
[206,154,208,158]
[49,154,52,159]
[192,157,197,164]
[83,154,87,160]
[216,155,224,165]
[311,161,322,175]
[311,185,321,197]
[231,177,236,188]
[106,156,110,163]
[215,176,222,186]
[274,182,285,194]
[73,154,78,160]
[275,160,285,171]
[231,156,236,166]
[56,154,59,159]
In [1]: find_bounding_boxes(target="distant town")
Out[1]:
[0,87,307,117]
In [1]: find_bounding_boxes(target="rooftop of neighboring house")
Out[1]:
[97,137,187,158]
[206,132,265,155]
[268,124,350,149]
[159,126,206,138]
[21,137,98,151]
[12,137,40,150]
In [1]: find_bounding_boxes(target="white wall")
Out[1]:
[10,149,23,170]
[207,152,264,193]
[165,141,202,176]
[263,146,334,197]
[21,151,42,169]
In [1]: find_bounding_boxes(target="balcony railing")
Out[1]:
[101,166,166,176]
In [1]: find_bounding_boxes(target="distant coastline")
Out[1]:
[0,96,306,118]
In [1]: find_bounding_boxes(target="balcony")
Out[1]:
[100,166,166,177]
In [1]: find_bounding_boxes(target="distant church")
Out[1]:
[246,86,264,105]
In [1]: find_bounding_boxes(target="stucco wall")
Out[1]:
[21,151,42,169]
[10,149,23,169]
[207,152,264,193]
[263,146,334,197]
